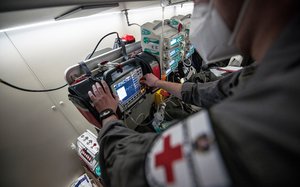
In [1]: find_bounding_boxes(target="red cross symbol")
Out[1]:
[155,135,183,184]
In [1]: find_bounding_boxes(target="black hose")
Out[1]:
[0,78,68,92]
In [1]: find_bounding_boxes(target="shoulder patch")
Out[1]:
[145,111,231,187]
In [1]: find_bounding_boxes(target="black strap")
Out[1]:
[137,52,161,79]
[79,62,92,77]
[120,40,129,61]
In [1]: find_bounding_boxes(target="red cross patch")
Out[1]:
[155,135,183,184]
[146,111,230,187]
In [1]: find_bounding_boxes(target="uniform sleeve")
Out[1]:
[97,120,158,187]
[181,66,256,108]
[208,65,299,186]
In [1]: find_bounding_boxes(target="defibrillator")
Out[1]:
[68,52,160,129]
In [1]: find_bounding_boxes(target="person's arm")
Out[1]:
[142,66,256,108]
[141,73,183,99]
[155,80,183,99]
[141,73,227,107]
[102,115,118,126]
[97,120,157,187]
[88,81,120,126]
[181,71,247,108]
[88,80,158,187]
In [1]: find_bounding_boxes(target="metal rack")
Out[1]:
[64,41,142,85]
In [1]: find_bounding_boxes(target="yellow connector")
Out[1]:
[154,89,170,106]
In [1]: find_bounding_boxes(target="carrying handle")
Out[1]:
[153,19,171,30]
[180,14,191,21]
[78,62,92,77]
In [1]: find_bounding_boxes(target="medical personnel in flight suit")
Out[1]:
[88,0,300,186]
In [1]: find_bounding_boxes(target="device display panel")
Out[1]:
[111,67,144,109]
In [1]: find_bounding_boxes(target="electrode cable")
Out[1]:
[0,78,68,92]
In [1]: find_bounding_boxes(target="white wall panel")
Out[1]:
[6,12,128,133]
[0,32,83,187]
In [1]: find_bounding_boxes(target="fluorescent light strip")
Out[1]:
[0,2,194,33]
[0,11,121,33]
[129,6,163,13]
[129,2,193,13]
[0,20,55,33]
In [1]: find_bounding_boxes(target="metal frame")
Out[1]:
[64,41,142,84]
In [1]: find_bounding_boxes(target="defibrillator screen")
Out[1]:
[114,76,139,102]
[112,67,143,107]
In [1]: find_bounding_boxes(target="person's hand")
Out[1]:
[140,73,160,87]
[88,81,119,113]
